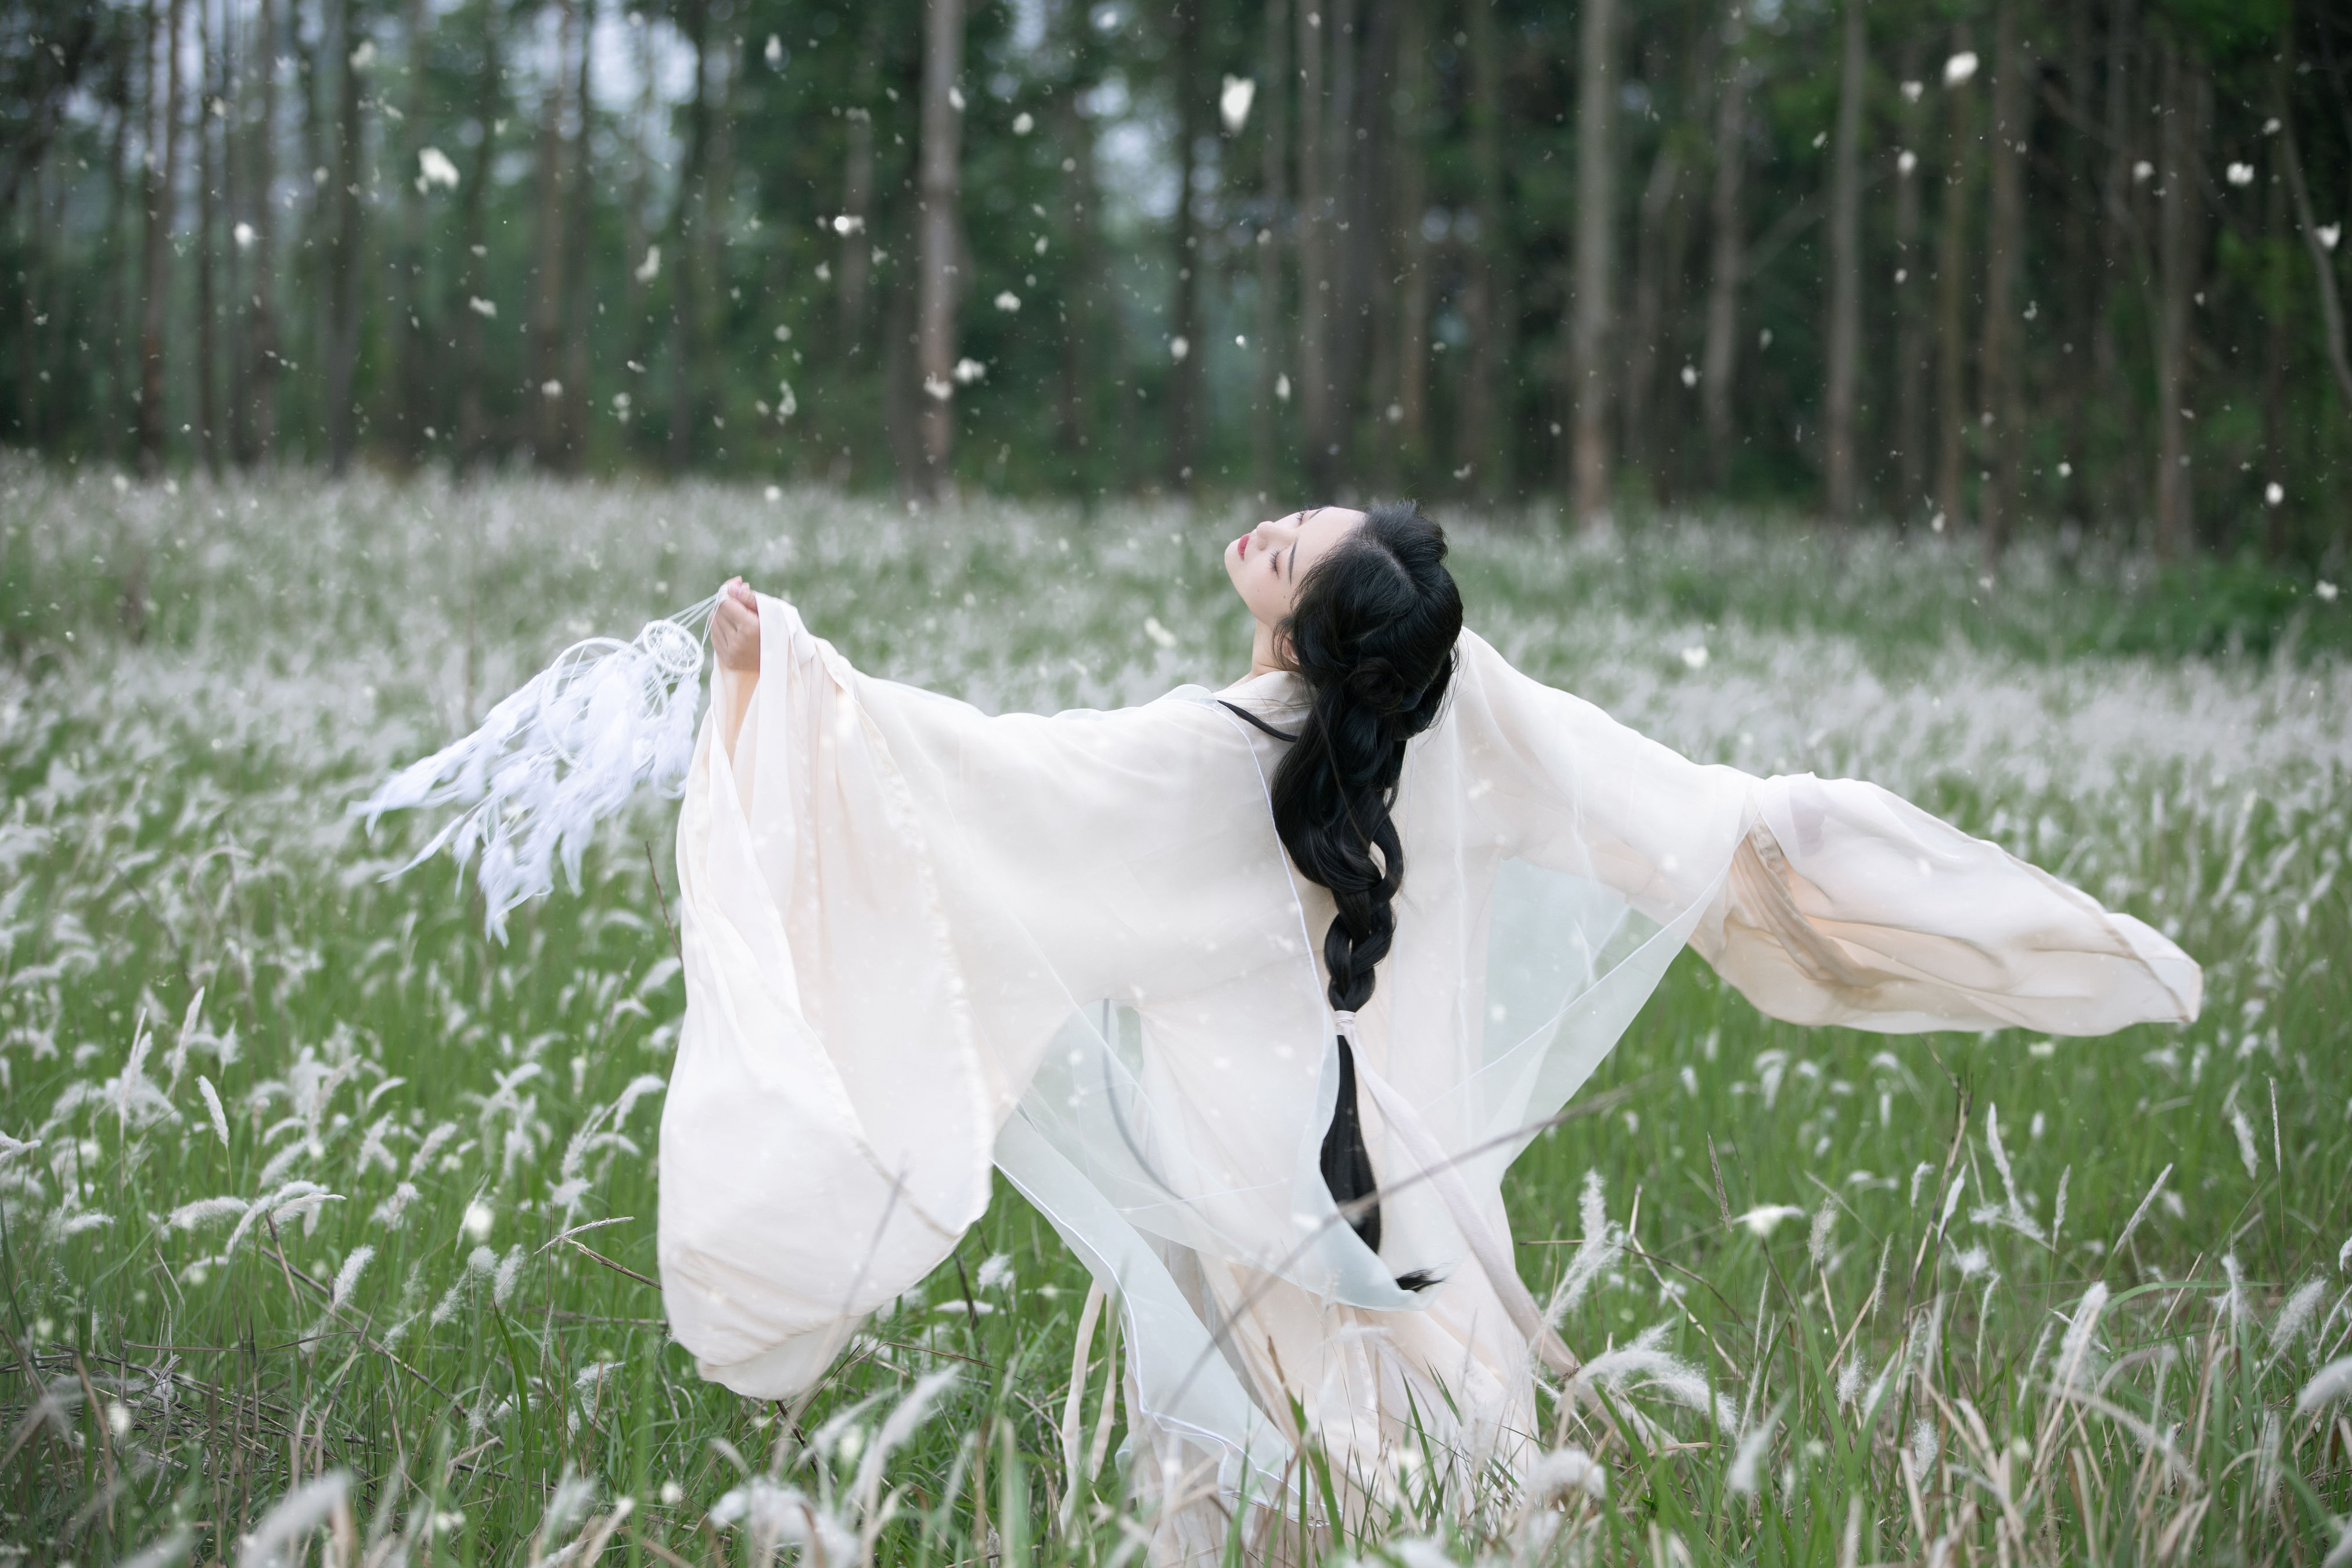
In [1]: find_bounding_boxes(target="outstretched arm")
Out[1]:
[1451,629,2200,1036]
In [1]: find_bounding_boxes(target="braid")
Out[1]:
[1267,501,1462,1271]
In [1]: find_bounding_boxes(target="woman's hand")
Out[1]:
[712,577,761,674]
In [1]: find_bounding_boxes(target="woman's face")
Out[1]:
[1224,506,1367,630]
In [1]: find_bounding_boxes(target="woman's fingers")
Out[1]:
[711,585,760,672]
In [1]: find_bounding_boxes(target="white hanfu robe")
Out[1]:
[659,594,2199,1553]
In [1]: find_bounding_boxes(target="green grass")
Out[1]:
[1,458,2348,1566]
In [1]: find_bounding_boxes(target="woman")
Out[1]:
[666,501,2196,1557]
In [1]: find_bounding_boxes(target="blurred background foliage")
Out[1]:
[3,0,2351,575]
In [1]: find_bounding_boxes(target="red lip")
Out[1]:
[1237,533,1250,558]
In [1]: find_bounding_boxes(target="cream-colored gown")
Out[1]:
[657,594,2198,1556]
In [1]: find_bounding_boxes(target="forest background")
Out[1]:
[4,0,2352,572]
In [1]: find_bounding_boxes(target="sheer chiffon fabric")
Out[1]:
[659,594,2198,1552]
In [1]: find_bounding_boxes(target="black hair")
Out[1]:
[1267,500,1462,1274]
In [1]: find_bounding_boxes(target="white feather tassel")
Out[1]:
[356,595,718,940]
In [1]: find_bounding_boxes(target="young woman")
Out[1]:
[667,501,2196,1558]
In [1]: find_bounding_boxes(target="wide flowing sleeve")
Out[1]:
[659,593,1283,1398]
[1451,630,2201,1038]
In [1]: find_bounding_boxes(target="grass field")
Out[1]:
[2,458,2349,1566]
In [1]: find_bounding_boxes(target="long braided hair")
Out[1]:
[1267,501,1462,1274]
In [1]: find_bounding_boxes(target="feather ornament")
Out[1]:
[355,595,719,939]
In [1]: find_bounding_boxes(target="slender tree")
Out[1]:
[1891,33,1926,522]
[2280,78,2352,416]
[1391,0,1430,467]
[1623,61,1683,498]
[1823,0,1865,523]
[136,0,186,474]
[246,0,280,463]
[1461,0,1504,497]
[1933,26,1976,531]
[1978,0,2027,569]
[2262,105,2291,561]
[16,155,45,442]
[840,108,875,330]
[916,0,966,494]
[530,0,576,463]
[1294,0,1332,494]
[224,0,249,463]
[1168,0,1202,491]
[1700,1,1746,484]
[1570,0,1619,528]
[560,0,594,465]
[2094,0,2138,524]
[196,0,222,475]
[394,0,434,463]
[623,8,653,328]
[703,15,737,448]
[324,0,366,474]
[665,0,710,472]
[1250,0,1289,500]
[2055,0,2096,524]
[2152,32,2200,559]
[1359,0,1402,492]
[101,65,134,465]
[455,0,499,466]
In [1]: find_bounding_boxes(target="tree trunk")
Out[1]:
[1295,0,1332,495]
[561,0,595,466]
[1892,28,1926,522]
[224,0,250,465]
[247,0,280,464]
[704,21,737,455]
[1623,135,1680,494]
[1823,0,1864,523]
[665,0,709,473]
[530,0,575,463]
[137,0,185,474]
[1251,0,1289,501]
[1570,0,1618,528]
[1933,25,1976,532]
[1461,0,1504,498]
[297,0,323,455]
[1700,2,1746,485]
[840,108,875,330]
[456,0,499,466]
[1978,0,2026,570]
[883,227,926,493]
[102,89,132,465]
[395,0,434,464]
[1358,0,1401,493]
[2280,95,2352,417]
[325,0,365,475]
[2151,35,2199,560]
[916,0,966,494]
[1326,0,1370,476]
[16,158,44,443]
[2094,0,2135,527]
[2263,128,2289,563]
[1056,39,1101,485]
[2056,0,2094,525]
[1392,0,1430,470]
[196,0,222,476]
[1168,0,1203,491]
